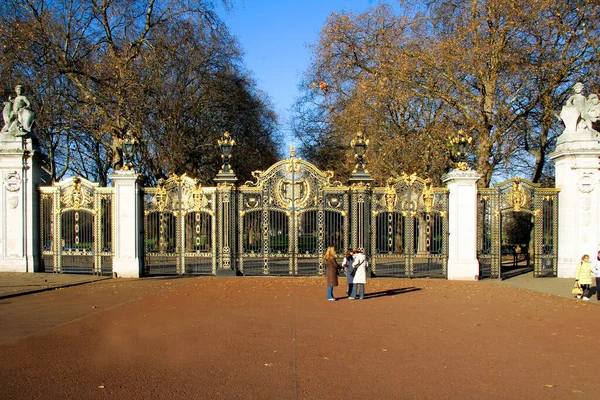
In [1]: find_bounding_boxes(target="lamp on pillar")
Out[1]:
[348,131,374,184]
[122,133,137,171]
[450,130,472,171]
[214,131,238,183]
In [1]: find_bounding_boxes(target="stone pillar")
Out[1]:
[0,135,43,272]
[443,170,481,280]
[550,96,600,278]
[550,148,600,277]
[111,171,142,278]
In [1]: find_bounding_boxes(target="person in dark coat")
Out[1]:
[324,246,341,301]
[342,248,354,297]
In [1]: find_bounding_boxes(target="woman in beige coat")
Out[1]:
[575,254,592,301]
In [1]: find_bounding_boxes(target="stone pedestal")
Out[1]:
[110,171,142,278]
[443,170,481,280]
[0,134,43,272]
[550,147,600,278]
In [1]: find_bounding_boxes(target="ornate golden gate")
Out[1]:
[39,177,114,275]
[237,153,349,275]
[142,175,216,275]
[477,178,559,279]
[370,174,449,277]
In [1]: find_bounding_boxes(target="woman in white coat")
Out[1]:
[350,248,368,300]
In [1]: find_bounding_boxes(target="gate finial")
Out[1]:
[214,131,238,183]
[290,144,296,157]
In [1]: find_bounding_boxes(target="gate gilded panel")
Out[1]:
[371,173,448,277]
[39,177,114,275]
[238,152,348,275]
[477,178,559,279]
[142,175,216,275]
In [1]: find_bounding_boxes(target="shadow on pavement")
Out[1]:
[364,287,421,299]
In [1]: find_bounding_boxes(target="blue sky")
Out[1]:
[217,0,395,148]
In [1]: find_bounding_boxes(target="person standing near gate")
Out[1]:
[575,254,592,301]
[324,246,342,301]
[592,250,600,301]
[342,248,354,297]
[350,248,368,300]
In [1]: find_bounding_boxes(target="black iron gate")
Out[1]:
[370,174,449,277]
[142,175,216,275]
[238,153,349,275]
[477,178,559,279]
[39,177,114,275]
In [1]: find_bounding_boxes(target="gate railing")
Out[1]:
[533,188,559,277]
[371,174,449,278]
[142,174,216,275]
[477,178,559,279]
[39,177,114,275]
[237,155,349,275]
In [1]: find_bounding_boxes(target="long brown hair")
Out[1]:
[324,246,336,260]
[345,248,353,259]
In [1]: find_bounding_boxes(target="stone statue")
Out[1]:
[1,85,36,136]
[559,82,600,138]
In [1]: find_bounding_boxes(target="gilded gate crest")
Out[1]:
[508,181,527,212]
[275,178,311,209]
[60,177,96,210]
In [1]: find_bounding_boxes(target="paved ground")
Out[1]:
[2,271,597,303]
[0,272,598,399]
[0,272,109,299]
[484,272,599,303]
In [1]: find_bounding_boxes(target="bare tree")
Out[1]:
[1,0,282,185]
[293,1,600,186]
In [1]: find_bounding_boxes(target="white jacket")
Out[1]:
[592,259,600,277]
[352,253,368,284]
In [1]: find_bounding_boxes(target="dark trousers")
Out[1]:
[597,277,600,300]
[581,284,591,298]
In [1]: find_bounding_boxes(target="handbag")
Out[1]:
[572,281,583,295]
[350,260,364,277]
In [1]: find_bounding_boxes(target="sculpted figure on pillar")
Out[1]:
[2,85,36,137]
[559,82,600,137]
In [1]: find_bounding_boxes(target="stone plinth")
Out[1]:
[443,170,481,280]
[110,171,142,278]
[0,134,43,272]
